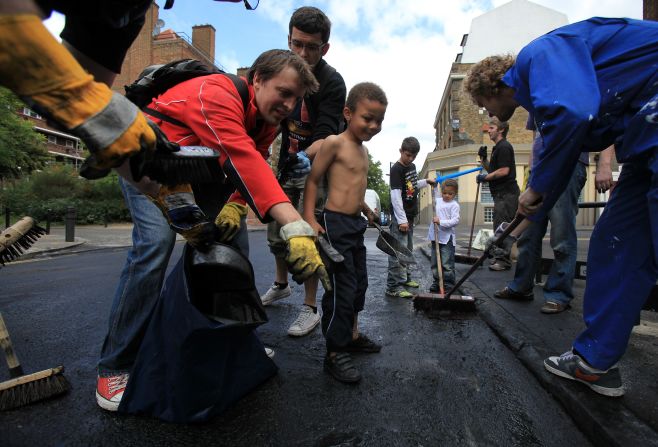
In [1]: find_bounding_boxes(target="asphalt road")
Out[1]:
[0,229,590,446]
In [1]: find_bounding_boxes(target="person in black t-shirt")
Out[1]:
[385,137,436,298]
[476,117,520,270]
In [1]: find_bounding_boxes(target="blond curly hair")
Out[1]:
[464,54,515,102]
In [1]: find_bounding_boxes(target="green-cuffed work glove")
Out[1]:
[280,220,331,291]
[214,202,248,242]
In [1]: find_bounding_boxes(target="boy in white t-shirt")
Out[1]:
[427,178,460,293]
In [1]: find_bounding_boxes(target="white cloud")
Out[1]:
[40,0,645,179]
[307,0,643,177]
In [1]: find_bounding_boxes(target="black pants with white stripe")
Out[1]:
[320,210,368,352]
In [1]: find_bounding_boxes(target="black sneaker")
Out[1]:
[544,350,624,397]
[344,334,382,353]
[494,286,533,301]
[429,282,440,293]
[324,352,361,383]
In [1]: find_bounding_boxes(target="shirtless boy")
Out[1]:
[303,82,388,383]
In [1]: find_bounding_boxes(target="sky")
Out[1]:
[44,0,643,178]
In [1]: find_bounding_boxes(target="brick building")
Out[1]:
[112,2,218,95]
[418,0,615,227]
[19,107,84,167]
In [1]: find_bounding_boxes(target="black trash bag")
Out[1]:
[118,244,277,423]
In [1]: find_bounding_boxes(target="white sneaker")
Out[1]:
[265,347,275,358]
[261,283,291,306]
[287,305,321,337]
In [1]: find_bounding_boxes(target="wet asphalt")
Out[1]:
[0,229,592,446]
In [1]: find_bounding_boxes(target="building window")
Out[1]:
[483,207,494,223]
[65,140,74,148]
[47,135,57,144]
[22,107,43,119]
[480,183,493,204]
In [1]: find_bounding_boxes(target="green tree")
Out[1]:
[0,87,49,181]
[367,153,390,212]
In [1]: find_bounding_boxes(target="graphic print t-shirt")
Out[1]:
[282,98,313,159]
[390,161,419,219]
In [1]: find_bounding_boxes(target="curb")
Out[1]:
[418,245,658,447]
[20,240,87,261]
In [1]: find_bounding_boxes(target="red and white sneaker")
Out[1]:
[96,373,129,411]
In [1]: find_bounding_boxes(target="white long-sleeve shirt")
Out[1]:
[391,179,428,225]
[427,197,460,244]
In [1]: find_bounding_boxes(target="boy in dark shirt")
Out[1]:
[385,137,436,298]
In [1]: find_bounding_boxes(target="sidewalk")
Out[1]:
[414,223,658,447]
[17,221,267,261]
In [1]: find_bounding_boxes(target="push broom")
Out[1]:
[414,185,475,313]
[0,217,70,410]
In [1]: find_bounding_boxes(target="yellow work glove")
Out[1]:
[214,202,248,242]
[280,220,331,291]
[150,184,217,251]
[0,15,167,173]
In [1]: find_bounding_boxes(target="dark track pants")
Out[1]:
[320,210,368,352]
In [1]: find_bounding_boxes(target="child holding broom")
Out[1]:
[303,82,387,384]
[427,178,460,294]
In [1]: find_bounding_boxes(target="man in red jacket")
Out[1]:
[96,49,328,412]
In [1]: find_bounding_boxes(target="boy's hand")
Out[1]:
[427,177,437,186]
[432,216,440,224]
[398,223,409,233]
[306,216,325,235]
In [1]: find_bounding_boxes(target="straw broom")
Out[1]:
[0,217,70,410]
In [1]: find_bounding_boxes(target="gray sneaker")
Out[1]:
[287,305,321,336]
[261,283,291,306]
[544,350,624,397]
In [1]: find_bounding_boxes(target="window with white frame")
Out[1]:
[483,207,494,223]
[47,135,57,144]
[22,108,43,119]
[65,140,74,148]
[480,182,493,204]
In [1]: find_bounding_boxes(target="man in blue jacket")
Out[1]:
[465,17,658,397]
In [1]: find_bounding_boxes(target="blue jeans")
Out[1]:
[98,179,176,374]
[386,213,414,291]
[508,163,586,305]
[430,239,456,290]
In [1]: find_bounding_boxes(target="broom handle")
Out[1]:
[431,186,445,295]
[445,211,527,298]
[0,312,24,378]
[433,223,445,295]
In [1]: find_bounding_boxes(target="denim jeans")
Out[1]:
[430,239,456,290]
[508,163,586,305]
[386,213,414,291]
[98,179,176,374]
[492,184,520,267]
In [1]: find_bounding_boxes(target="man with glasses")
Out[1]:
[260,6,347,338]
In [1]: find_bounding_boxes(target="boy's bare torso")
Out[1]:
[323,134,369,215]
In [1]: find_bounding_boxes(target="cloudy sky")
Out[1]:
[45,0,643,177]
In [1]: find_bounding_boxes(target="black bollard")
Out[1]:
[4,207,9,229]
[45,209,52,235]
[65,206,76,242]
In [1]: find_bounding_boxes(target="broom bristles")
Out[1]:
[0,367,70,411]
